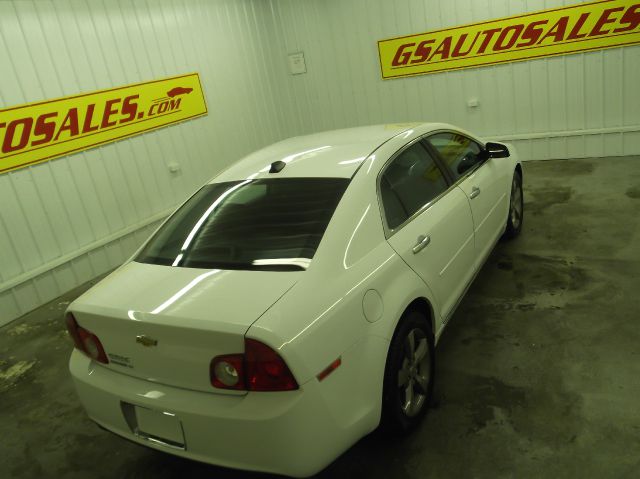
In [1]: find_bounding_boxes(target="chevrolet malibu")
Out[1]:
[66,123,523,477]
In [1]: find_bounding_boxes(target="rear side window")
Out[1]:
[379,141,448,230]
[136,178,349,271]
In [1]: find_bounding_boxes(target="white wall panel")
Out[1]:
[2,0,639,326]
[0,0,291,326]
[268,0,640,160]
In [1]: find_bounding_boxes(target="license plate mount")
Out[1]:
[121,402,186,450]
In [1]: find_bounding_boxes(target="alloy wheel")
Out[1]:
[397,328,431,418]
[510,177,523,229]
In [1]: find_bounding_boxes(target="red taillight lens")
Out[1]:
[245,339,298,391]
[65,313,109,364]
[210,339,298,392]
[65,313,84,350]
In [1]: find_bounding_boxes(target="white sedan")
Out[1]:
[66,122,523,477]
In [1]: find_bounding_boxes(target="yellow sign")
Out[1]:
[0,73,207,173]
[378,0,640,79]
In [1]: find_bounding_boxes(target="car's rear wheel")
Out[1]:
[381,310,434,435]
[504,170,523,239]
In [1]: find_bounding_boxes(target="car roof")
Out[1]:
[211,123,445,182]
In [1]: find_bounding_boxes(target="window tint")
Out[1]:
[428,132,484,179]
[380,141,448,230]
[136,178,349,271]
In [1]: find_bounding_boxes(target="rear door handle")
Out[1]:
[470,186,481,199]
[412,235,431,254]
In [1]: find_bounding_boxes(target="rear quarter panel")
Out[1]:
[248,137,442,434]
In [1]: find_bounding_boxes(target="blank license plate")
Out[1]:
[134,405,185,449]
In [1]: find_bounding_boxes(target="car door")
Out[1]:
[426,132,509,270]
[380,137,475,325]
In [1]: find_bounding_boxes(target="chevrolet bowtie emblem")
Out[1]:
[136,335,158,347]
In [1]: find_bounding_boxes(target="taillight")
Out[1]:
[65,313,109,364]
[210,338,298,392]
[211,354,245,390]
[244,339,298,391]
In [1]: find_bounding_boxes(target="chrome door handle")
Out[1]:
[470,186,481,199]
[412,235,431,254]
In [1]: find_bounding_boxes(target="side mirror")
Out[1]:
[485,142,510,158]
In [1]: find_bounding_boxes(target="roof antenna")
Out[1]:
[269,161,286,173]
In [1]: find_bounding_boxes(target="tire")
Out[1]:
[504,170,523,239]
[381,310,435,435]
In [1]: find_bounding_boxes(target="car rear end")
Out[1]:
[66,176,355,477]
[68,339,349,477]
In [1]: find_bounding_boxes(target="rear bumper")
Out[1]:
[69,349,354,477]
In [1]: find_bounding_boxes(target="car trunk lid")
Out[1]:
[69,261,300,394]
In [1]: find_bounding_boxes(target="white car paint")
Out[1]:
[67,122,521,477]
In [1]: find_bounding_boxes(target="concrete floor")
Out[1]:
[2,157,640,479]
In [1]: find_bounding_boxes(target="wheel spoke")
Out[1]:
[515,199,523,216]
[414,338,427,362]
[406,330,416,359]
[402,382,414,413]
[398,362,410,388]
[414,372,429,395]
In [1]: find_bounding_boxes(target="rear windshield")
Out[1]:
[135,178,349,271]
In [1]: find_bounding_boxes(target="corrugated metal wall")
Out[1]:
[2,0,639,326]
[0,0,291,326]
[270,0,640,160]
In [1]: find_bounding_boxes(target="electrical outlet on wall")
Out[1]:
[288,52,307,75]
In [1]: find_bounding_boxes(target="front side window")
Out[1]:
[427,132,484,179]
[136,178,349,271]
[379,141,448,230]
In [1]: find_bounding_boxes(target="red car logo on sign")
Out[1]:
[167,87,193,97]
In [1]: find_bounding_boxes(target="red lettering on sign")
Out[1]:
[82,104,100,134]
[567,13,590,40]
[613,4,640,33]
[590,7,625,36]
[429,37,452,61]
[452,32,481,57]
[517,20,548,47]
[120,95,139,124]
[392,43,415,66]
[411,40,434,64]
[2,118,33,153]
[101,98,121,129]
[538,17,569,44]
[477,28,501,54]
[32,112,58,147]
[54,108,80,141]
[494,24,524,51]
